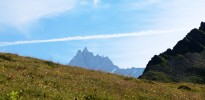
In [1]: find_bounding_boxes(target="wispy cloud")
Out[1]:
[127,0,205,29]
[93,0,100,7]
[127,0,161,9]
[0,0,75,31]
[155,0,205,29]
[0,29,183,47]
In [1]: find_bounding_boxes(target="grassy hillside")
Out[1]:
[0,53,205,100]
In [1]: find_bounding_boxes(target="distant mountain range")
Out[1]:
[140,22,205,83]
[68,47,144,77]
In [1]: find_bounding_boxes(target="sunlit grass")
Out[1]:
[0,53,205,100]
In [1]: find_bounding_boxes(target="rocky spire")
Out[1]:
[69,47,144,77]
[83,47,88,53]
[199,22,205,32]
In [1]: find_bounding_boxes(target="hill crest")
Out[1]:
[140,22,205,83]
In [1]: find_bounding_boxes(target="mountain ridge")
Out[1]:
[69,47,144,77]
[69,47,119,72]
[140,22,205,83]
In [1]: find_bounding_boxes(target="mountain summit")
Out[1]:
[69,47,144,77]
[140,22,205,83]
[69,47,118,72]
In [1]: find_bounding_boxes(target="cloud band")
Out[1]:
[0,30,183,47]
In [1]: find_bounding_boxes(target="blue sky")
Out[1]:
[0,0,205,68]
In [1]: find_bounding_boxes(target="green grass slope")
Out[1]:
[0,53,205,100]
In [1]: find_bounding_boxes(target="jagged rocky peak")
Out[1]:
[147,23,205,65]
[166,21,205,55]
[165,22,205,55]
[80,47,94,57]
[69,47,118,72]
[69,47,145,77]
[82,47,88,52]
[77,50,81,54]
[199,21,205,32]
[140,21,205,83]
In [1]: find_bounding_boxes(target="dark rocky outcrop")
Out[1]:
[139,22,205,83]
